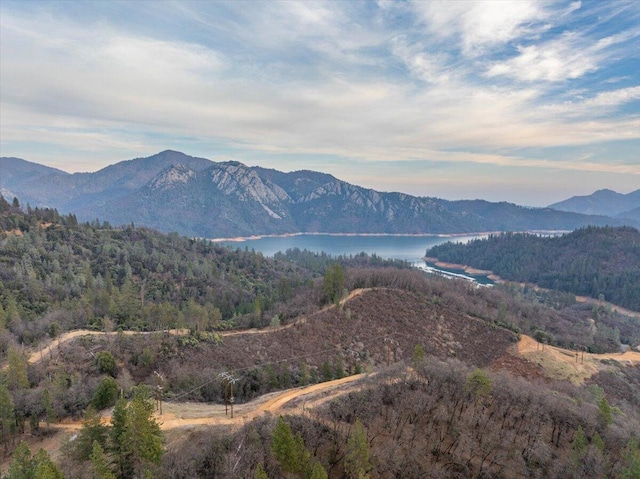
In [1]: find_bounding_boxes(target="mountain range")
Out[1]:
[548,188,640,221]
[1,150,637,238]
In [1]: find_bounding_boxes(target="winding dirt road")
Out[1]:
[23,288,370,366]
[516,334,640,384]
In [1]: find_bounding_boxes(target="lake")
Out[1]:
[220,233,493,284]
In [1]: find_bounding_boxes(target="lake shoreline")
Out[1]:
[210,229,569,243]
[422,256,503,283]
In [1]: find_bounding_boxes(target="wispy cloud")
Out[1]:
[1,0,639,205]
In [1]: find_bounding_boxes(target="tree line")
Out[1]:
[426,226,640,311]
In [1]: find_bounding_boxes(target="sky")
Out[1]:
[1,0,639,206]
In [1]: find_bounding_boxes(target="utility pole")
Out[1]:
[218,372,237,417]
[384,337,399,366]
[154,371,164,415]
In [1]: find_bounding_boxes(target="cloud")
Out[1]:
[486,30,639,82]
[1,0,638,194]
[411,0,550,56]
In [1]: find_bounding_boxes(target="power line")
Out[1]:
[170,330,406,402]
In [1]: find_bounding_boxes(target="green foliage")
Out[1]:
[96,351,116,377]
[307,461,328,479]
[42,388,55,428]
[7,441,34,479]
[344,420,371,479]
[91,377,119,411]
[426,226,640,312]
[254,464,269,479]
[6,442,64,479]
[321,263,345,305]
[90,440,117,479]
[270,417,310,476]
[597,396,613,427]
[0,206,319,341]
[321,361,332,382]
[7,347,29,390]
[573,425,587,455]
[412,343,425,366]
[620,438,640,479]
[32,448,64,479]
[592,432,605,452]
[0,382,15,449]
[110,390,163,479]
[465,369,493,405]
[73,406,109,462]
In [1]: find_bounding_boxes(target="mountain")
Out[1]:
[0,150,213,211]
[1,152,637,237]
[617,206,640,222]
[548,188,640,217]
[0,157,68,204]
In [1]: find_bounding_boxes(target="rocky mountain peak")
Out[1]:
[149,164,196,191]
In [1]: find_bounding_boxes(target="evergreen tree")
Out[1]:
[0,383,15,452]
[270,416,309,476]
[110,399,133,479]
[321,263,345,305]
[7,347,29,390]
[597,396,613,427]
[91,377,119,411]
[344,420,371,479]
[110,390,163,479]
[42,389,55,430]
[32,448,64,479]
[307,461,328,479]
[254,464,269,479]
[7,441,34,479]
[126,390,163,477]
[91,440,117,479]
[73,406,109,462]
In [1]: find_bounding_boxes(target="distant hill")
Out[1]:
[1,151,637,237]
[617,206,640,222]
[549,188,640,216]
[426,226,640,311]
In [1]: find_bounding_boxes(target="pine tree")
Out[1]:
[271,416,309,476]
[42,389,55,430]
[597,396,613,427]
[91,440,117,479]
[7,347,29,390]
[126,391,163,477]
[32,448,64,479]
[110,390,163,479]
[110,399,133,479]
[7,441,34,479]
[0,383,15,452]
[307,461,328,479]
[254,464,269,479]
[620,438,640,479]
[74,406,109,462]
[344,420,371,479]
[321,263,345,305]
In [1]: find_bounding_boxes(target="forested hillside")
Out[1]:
[2,195,640,478]
[0,195,409,346]
[426,226,640,311]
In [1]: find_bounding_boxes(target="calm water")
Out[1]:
[220,234,486,262]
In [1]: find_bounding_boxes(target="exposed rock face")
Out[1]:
[2,151,636,238]
[149,164,196,191]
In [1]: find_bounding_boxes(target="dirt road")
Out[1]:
[516,334,640,384]
[22,289,370,366]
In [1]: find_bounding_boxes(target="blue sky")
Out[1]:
[1,0,638,206]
